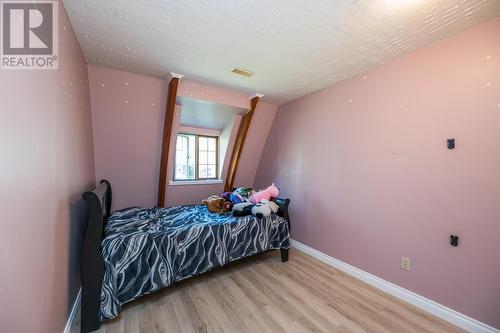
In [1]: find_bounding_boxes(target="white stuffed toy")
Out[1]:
[251,199,279,218]
[233,199,279,218]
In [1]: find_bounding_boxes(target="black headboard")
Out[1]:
[80,180,111,333]
[272,197,291,231]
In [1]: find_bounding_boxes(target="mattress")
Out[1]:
[99,204,290,320]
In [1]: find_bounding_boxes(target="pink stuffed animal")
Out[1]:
[250,183,279,204]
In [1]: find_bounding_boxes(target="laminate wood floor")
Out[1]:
[71,250,464,333]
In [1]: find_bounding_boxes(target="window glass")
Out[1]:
[199,137,208,151]
[199,151,207,164]
[174,134,196,180]
[208,151,216,164]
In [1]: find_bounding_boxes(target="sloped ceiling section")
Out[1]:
[63,0,500,104]
[177,96,247,130]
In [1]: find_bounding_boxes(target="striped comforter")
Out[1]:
[99,205,290,320]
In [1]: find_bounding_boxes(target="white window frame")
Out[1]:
[173,133,219,182]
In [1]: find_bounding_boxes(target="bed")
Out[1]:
[80,180,291,333]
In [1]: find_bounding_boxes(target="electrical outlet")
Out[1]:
[401,257,411,271]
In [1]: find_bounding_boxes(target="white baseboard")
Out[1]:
[63,288,81,333]
[290,239,499,333]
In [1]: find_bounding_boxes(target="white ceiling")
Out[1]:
[63,0,500,105]
[177,96,247,130]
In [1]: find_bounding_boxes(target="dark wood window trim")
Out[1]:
[157,76,180,207]
[224,95,260,192]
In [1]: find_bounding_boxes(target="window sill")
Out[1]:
[169,179,224,186]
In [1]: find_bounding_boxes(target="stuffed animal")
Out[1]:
[262,199,279,213]
[249,183,279,204]
[202,195,229,213]
[229,187,256,204]
[221,191,232,202]
[232,202,254,217]
[232,199,279,218]
[223,201,233,211]
[252,199,279,218]
[229,193,243,204]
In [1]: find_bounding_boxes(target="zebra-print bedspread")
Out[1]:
[99,204,290,320]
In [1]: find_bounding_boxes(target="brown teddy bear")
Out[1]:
[202,195,230,213]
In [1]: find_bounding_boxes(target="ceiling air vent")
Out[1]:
[231,68,254,77]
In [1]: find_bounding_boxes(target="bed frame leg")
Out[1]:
[280,248,289,262]
[80,289,102,333]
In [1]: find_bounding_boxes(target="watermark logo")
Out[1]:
[1,1,58,70]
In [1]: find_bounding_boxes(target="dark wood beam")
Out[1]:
[157,76,180,207]
[224,96,260,192]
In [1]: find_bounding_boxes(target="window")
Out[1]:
[197,135,218,179]
[174,134,218,181]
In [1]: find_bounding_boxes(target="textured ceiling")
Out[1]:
[177,96,247,130]
[62,0,500,104]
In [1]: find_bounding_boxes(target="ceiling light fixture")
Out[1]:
[231,68,254,77]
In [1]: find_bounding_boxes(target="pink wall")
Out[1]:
[88,65,278,209]
[235,101,279,188]
[255,18,500,328]
[0,2,95,333]
[88,65,166,210]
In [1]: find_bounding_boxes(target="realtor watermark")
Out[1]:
[1,1,58,70]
